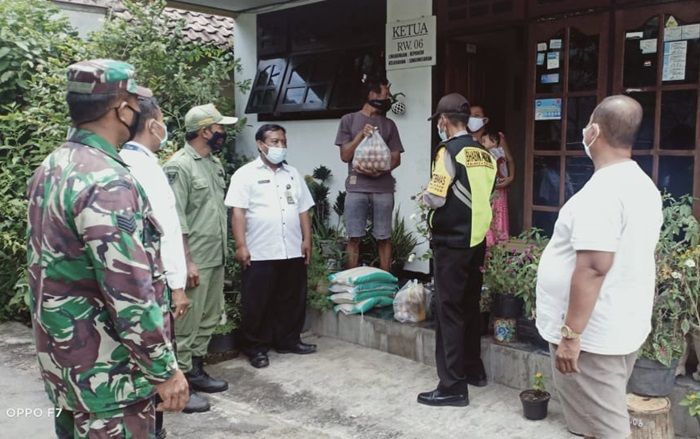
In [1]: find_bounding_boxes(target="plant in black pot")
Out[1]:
[209,294,241,356]
[519,371,551,421]
[680,391,700,431]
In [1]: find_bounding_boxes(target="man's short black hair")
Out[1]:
[255,124,286,142]
[443,112,470,127]
[135,96,160,133]
[591,95,643,148]
[362,76,389,101]
[67,91,122,125]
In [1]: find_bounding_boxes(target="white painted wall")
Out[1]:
[233,0,433,272]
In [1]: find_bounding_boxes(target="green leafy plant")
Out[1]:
[680,391,700,418]
[360,209,419,272]
[0,0,249,323]
[532,371,546,395]
[213,293,240,335]
[482,229,548,319]
[307,243,333,311]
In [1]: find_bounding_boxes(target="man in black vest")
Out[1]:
[418,93,497,407]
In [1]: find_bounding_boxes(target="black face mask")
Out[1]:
[207,130,227,153]
[368,98,392,113]
[116,104,141,143]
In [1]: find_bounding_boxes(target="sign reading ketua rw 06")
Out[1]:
[386,16,436,71]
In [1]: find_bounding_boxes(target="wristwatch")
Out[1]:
[560,324,581,340]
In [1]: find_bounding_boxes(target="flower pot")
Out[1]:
[516,317,548,350]
[627,357,679,397]
[519,389,551,420]
[493,317,516,344]
[492,293,524,319]
[208,332,237,354]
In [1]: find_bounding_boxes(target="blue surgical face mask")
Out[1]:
[152,120,168,150]
[468,116,486,133]
[264,145,287,164]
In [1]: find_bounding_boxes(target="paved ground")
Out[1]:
[1,322,577,438]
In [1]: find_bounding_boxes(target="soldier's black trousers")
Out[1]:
[432,243,487,395]
[240,257,307,355]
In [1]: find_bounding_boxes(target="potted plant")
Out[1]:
[209,295,241,354]
[628,195,699,396]
[680,391,700,430]
[483,242,524,320]
[519,371,551,420]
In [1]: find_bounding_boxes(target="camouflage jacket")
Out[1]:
[26,128,178,413]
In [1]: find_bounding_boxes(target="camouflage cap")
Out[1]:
[66,59,153,97]
[185,103,238,132]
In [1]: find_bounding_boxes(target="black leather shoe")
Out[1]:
[466,375,488,387]
[417,389,469,407]
[155,427,167,439]
[182,392,210,413]
[185,357,229,393]
[276,342,317,355]
[249,352,269,368]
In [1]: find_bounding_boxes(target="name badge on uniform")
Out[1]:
[285,184,295,204]
[258,179,270,184]
[349,175,357,185]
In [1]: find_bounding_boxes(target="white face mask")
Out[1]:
[582,124,599,160]
[437,120,448,141]
[467,116,486,133]
[152,120,168,150]
[263,145,287,164]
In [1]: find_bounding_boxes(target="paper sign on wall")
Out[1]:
[682,24,700,40]
[535,98,562,121]
[537,42,547,52]
[662,40,687,81]
[537,53,545,66]
[540,73,559,84]
[549,39,562,50]
[665,27,682,41]
[386,16,436,70]
[640,39,657,54]
[546,52,560,70]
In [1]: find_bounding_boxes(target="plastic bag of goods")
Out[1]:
[351,130,391,174]
[328,267,398,286]
[393,280,426,323]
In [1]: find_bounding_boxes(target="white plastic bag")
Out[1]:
[352,130,391,174]
[393,280,426,323]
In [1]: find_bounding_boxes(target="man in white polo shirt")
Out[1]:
[225,124,316,369]
[536,95,662,439]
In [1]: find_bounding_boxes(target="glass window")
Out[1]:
[633,155,653,179]
[533,156,561,206]
[566,95,597,150]
[659,156,694,199]
[569,29,599,92]
[536,31,564,94]
[627,92,655,150]
[245,59,287,114]
[532,211,559,236]
[534,119,562,151]
[661,20,699,85]
[661,90,697,150]
[623,17,659,88]
[565,156,594,200]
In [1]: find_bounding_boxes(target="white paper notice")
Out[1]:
[537,42,547,52]
[640,39,657,54]
[549,39,562,50]
[664,27,682,41]
[626,31,643,39]
[662,41,687,81]
[546,52,559,70]
[682,24,700,40]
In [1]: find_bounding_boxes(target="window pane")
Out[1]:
[661,21,699,85]
[283,87,305,104]
[661,90,697,150]
[659,156,694,198]
[533,156,560,206]
[566,95,597,150]
[535,119,561,150]
[536,31,564,94]
[289,61,313,86]
[306,85,327,104]
[633,155,653,179]
[565,156,594,200]
[532,211,559,237]
[623,17,659,88]
[569,29,598,92]
[626,92,655,150]
[263,90,277,105]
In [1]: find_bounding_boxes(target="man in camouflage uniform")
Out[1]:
[163,104,236,408]
[26,59,189,438]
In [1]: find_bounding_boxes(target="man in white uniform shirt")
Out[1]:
[225,124,316,369]
[119,97,201,428]
[536,95,662,439]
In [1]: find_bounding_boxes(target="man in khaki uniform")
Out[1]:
[163,104,237,413]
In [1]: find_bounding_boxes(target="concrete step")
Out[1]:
[306,309,700,438]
